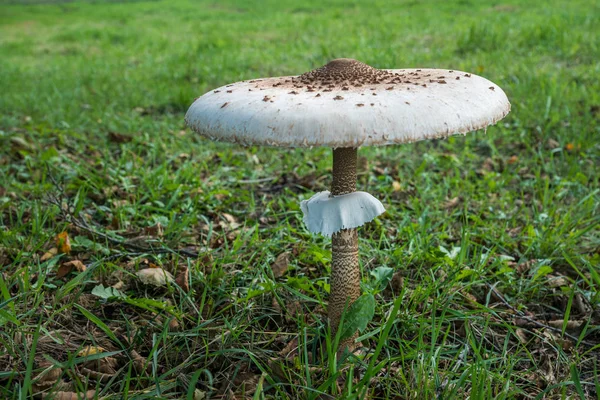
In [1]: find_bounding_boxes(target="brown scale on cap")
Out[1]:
[252,59,453,93]
[294,59,397,89]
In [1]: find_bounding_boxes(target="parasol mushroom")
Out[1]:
[185,58,510,351]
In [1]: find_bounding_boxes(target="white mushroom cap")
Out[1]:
[185,59,510,148]
[300,191,385,237]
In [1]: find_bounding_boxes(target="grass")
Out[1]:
[1,0,599,398]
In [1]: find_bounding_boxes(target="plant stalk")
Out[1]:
[329,147,360,351]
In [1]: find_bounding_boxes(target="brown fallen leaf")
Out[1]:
[108,131,132,143]
[42,390,96,400]
[56,260,87,278]
[55,232,71,254]
[546,138,560,149]
[32,360,62,391]
[574,293,592,316]
[390,272,404,291]
[278,337,299,359]
[515,259,538,275]
[506,226,522,237]
[442,196,461,210]
[130,349,150,375]
[284,301,302,323]
[80,366,115,382]
[78,346,118,382]
[219,213,241,230]
[546,320,584,330]
[136,268,174,286]
[515,329,528,344]
[232,370,260,397]
[481,157,495,172]
[271,296,282,314]
[461,290,479,308]
[546,274,569,288]
[143,223,164,237]
[41,247,58,261]
[175,266,189,292]
[112,280,125,290]
[271,252,290,278]
[168,318,181,331]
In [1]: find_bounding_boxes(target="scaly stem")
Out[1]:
[329,147,360,351]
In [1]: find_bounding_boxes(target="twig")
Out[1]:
[45,167,199,259]
[486,282,596,348]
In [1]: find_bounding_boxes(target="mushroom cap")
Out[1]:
[185,58,510,148]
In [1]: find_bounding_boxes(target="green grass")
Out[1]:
[1,0,599,398]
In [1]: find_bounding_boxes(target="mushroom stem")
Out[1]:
[330,147,360,350]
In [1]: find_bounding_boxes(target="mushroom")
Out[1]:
[185,58,510,351]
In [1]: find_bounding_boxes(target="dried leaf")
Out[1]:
[507,155,519,164]
[442,197,461,210]
[516,259,537,275]
[389,272,404,292]
[546,274,569,288]
[80,367,114,382]
[557,337,574,351]
[56,260,87,278]
[168,318,181,331]
[79,348,118,382]
[284,301,301,323]
[220,213,241,230]
[574,293,592,316]
[33,361,62,389]
[41,247,58,261]
[112,280,125,290]
[143,223,164,237]
[42,390,96,400]
[482,157,495,172]
[175,266,189,292]
[278,337,299,359]
[461,290,479,307]
[539,354,556,384]
[130,350,149,374]
[515,329,528,344]
[56,232,71,254]
[136,268,174,286]
[546,139,560,149]
[271,252,290,278]
[546,320,584,330]
[506,226,522,237]
[232,370,260,396]
[78,346,106,357]
[271,297,282,315]
[514,317,534,328]
[83,356,118,375]
[108,131,132,143]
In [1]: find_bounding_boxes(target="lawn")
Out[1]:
[0,0,599,398]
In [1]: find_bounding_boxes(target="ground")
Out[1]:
[0,0,599,398]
